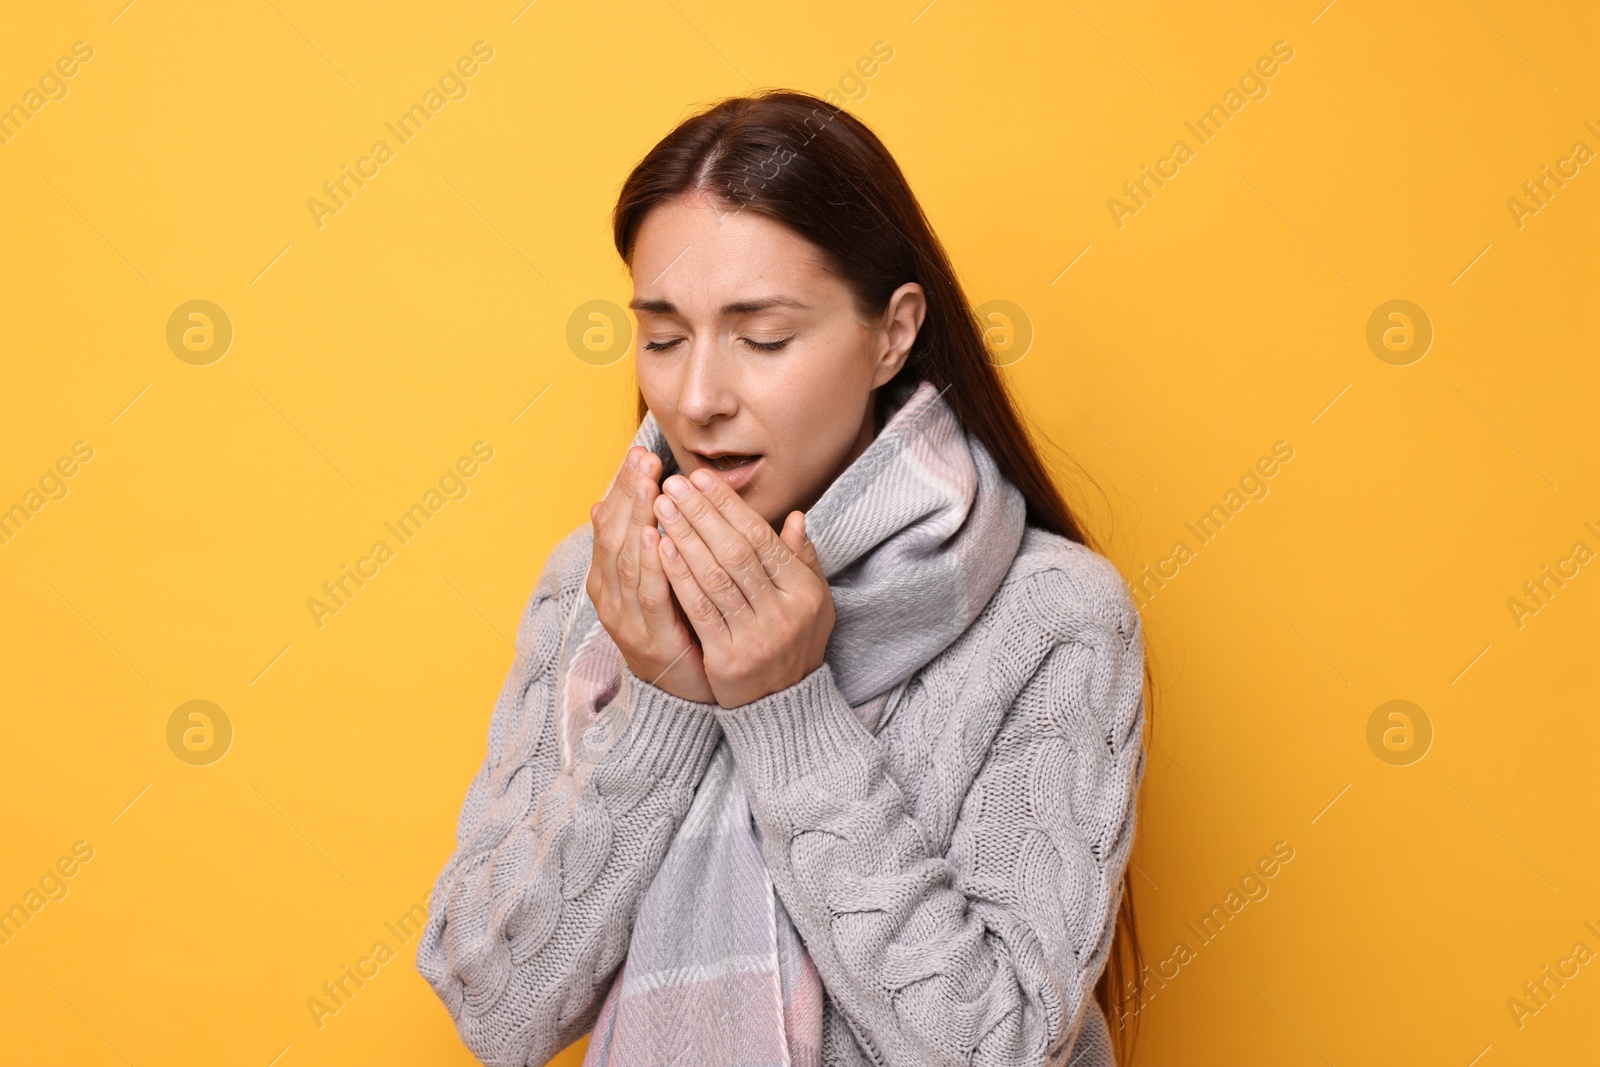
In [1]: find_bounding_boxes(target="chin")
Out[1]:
[740,491,783,528]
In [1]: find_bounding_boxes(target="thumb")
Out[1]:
[780,511,823,577]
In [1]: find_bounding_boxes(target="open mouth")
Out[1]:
[692,451,763,490]
[699,452,760,471]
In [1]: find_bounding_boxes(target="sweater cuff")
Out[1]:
[606,669,725,780]
[711,662,867,786]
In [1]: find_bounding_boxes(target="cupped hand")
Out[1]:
[586,445,717,704]
[650,468,835,708]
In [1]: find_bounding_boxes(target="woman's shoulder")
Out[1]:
[988,526,1140,651]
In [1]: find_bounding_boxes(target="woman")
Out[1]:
[417,89,1150,1067]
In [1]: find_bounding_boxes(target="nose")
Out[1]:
[675,337,738,428]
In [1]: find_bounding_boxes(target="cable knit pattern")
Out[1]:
[716,532,1145,1067]
[417,508,1146,1066]
[415,528,727,1063]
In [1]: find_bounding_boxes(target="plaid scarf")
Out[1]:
[556,378,1026,1066]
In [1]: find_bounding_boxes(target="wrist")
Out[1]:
[628,654,716,705]
[709,642,830,708]
[615,642,701,699]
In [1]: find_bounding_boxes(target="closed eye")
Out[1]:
[641,337,792,352]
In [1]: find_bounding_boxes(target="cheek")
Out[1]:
[636,363,669,411]
[758,385,866,510]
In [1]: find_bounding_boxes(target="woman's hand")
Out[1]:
[586,445,717,704]
[650,468,835,708]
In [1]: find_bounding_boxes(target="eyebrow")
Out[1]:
[627,295,812,315]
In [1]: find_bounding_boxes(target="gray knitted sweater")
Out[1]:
[416,521,1146,1067]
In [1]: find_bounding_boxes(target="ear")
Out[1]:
[871,281,926,388]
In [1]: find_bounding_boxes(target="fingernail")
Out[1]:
[657,496,679,519]
[627,448,640,471]
[636,483,648,504]
[664,475,690,499]
[689,468,715,492]
[661,536,679,559]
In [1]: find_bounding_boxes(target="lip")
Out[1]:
[692,452,763,492]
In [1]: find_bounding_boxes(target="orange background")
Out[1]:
[1,1,1595,1064]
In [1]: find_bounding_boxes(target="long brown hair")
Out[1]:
[611,88,1153,1064]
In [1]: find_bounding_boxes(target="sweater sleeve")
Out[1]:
[415,533,726,1066]
[713,598,1146,1067]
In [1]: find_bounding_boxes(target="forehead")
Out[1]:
[629,195,833,310]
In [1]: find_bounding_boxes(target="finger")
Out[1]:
[690,471,811,592]
[635,524,677,630]
[615,455,660,594]
[604,445,647,532]
[655,475,765,616]
[677,470,784,596]
[598,445,642,518]
[592,445,645,585]
[780,511,826,581]
[657,534,730,645]
[653,485,752,620]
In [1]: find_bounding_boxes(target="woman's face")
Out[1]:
[628,192,925,526]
